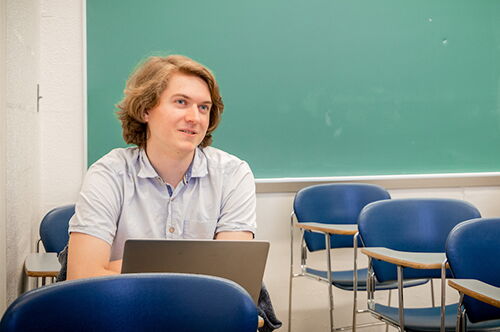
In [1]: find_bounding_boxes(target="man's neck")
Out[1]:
[145,145,195,189]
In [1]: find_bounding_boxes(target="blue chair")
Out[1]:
[446,218,500,331]
[38,204,74,253]
[288,183,427,331]
[0,273,258,332]
[357,198,500,332]
[24,205,74,288]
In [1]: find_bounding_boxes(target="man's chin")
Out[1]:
[177,142,200,153]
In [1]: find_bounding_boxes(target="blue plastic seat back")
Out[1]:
[358,198,481,282]
[0,273,258,332]
[39,205,74,253]
[446,218,500,323]
[294,183,390,251]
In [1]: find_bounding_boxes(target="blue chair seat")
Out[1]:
[373,303,500,332]
[305,267,428,291]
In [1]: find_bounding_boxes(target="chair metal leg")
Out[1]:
[352,233,359,332]
[288,213,295,332]
[22,273,30,293]
[397,265,405,332]
[440,260,447,332]
[300,230,307,273]
[351,234,387,332]
[325,233,335,332]
[36,238,42,253]
[456,293,466,332]
[367,257,375,310]
[353,235,388,332]
[288,271,293,331]
[385,290,392,332]
[430,279,435,307]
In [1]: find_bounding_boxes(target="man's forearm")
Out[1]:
[108,259,123,273]
[67,266,118,280]
[215,231,253,240]
[67,233,123,280]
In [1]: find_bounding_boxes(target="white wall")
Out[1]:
[3,2,500,331]
[5,0,42,304]
[39,0,84,213]
[0,0,7,313]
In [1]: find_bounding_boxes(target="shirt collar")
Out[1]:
[137,147,208,180]
[137,148,159,179]
[190,147,208,179]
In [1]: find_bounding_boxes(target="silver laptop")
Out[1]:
[121,239,270,304]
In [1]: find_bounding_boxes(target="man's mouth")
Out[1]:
[179,129,196,135]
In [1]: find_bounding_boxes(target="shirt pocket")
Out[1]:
[183,219,217,239]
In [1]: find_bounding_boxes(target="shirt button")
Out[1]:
[169,227,175,233]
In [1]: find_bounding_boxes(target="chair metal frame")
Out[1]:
[288,217,435,332]
[352,232,438,331]
[445,218,500,332]
[452,284,500,332]
[289,213,390,332]
[356,198,496,332]
[288,184,430,332]
[360,251,448,332]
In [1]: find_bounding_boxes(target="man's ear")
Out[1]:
[143,110,149,122]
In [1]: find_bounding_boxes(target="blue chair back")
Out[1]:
[358,198,481,281]
[39,205,74,253]
[0,273,258,332]
[294,183,390,251]
[446,218,500,323]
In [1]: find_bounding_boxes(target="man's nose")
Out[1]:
[185,105,200,122]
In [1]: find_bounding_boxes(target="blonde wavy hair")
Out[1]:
[117,55,224,148]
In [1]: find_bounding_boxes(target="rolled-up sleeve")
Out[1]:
[68,162,123,245]
[216,161,257,235]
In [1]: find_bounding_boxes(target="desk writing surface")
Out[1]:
[24,253,61,277]
[87,0,500,178]
[295,222,357,235]
[449,279,500,308]
[361,247,446,269]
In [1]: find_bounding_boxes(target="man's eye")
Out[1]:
[199,105,210,112]
[175,99,186,105]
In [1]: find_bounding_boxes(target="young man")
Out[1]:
[66,55,256,279]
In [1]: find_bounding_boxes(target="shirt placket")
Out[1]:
[155,176,175,239]
[166,181,187,238]
[166,195,175,238]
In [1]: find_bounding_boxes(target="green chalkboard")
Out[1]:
[87,0,500,178]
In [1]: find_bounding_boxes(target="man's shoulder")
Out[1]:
[200,146,248,172]
[89,147,140,174]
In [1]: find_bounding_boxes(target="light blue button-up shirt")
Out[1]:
[69,146,257,260]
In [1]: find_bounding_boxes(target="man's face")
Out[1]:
[145,72,212,157]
